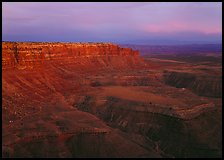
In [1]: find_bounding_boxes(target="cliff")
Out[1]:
[2,42,158,158]
[164,71,222,98]
[2,42,144,70]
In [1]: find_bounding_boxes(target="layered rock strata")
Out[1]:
[2,42,143,70]
[164,71,222,98]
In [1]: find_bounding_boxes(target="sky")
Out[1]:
[2,2,222,45]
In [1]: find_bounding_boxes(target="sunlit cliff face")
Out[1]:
[2,42,143,69]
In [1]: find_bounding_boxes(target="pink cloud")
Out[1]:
[141,20,221,34]
[2,2,222,43]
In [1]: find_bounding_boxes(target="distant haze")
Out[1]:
[2,2,222,45]
[120,44,222,55]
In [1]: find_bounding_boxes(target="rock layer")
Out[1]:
[164,71,222,98]
[2,42,144,70]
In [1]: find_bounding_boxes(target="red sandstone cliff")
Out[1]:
[2,42,144,69]
[1,42,155,158]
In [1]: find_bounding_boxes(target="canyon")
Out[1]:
[2,42,222,158]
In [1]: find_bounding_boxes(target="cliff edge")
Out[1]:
[2,42,145,70]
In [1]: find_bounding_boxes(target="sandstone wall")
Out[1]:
[2,42,142,69]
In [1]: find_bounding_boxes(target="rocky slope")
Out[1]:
[100,98,222,158]
[2,42,158,158]
[163,71,222,98]
[2,42,221,158]
[74,93,221,158]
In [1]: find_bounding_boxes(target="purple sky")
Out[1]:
[2,2,222,44]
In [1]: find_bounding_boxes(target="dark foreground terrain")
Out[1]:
[2,42,222,158]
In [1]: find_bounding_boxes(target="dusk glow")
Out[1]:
[2,2,222,44]
[2,3,223,159]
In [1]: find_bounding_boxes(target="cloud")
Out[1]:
[2,2,222,44]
